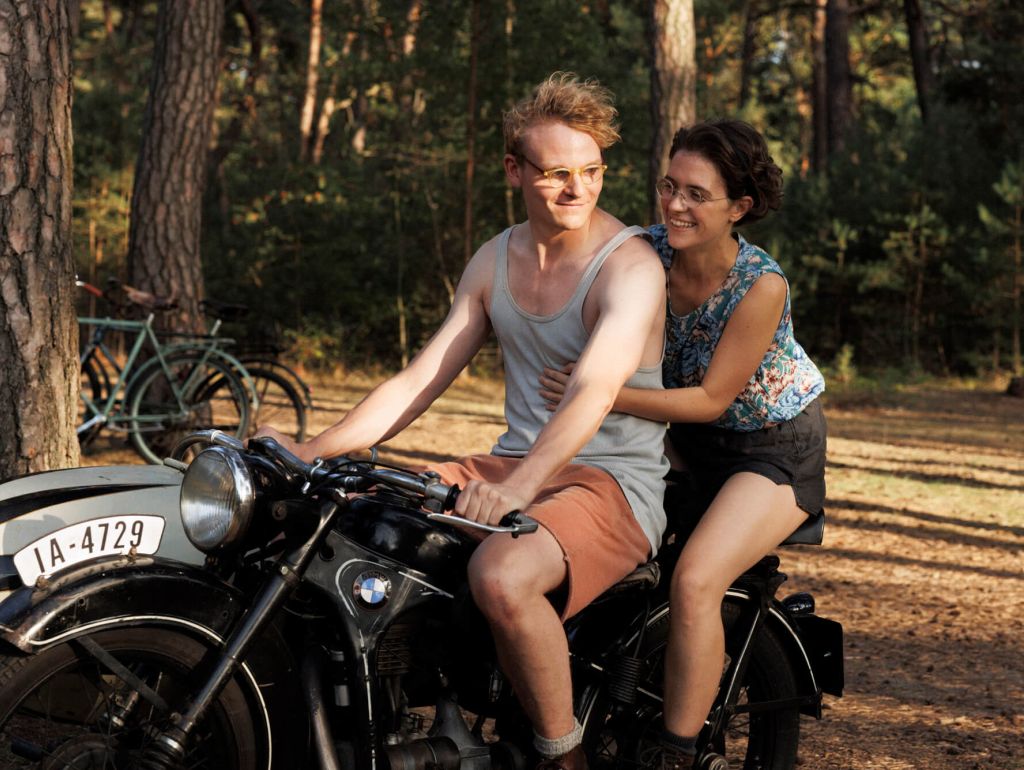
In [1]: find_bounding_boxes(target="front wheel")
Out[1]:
[580,601,800,770]
[0,627,270,769]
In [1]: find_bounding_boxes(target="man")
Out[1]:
[258,72,668,770]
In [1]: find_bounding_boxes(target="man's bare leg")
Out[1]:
[467,527,575,740]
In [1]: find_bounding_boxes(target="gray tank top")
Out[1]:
[489,225,669,554]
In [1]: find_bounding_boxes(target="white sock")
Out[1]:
[533,719,583,759]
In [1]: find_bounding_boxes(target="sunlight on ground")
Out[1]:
[77,376,1024,768]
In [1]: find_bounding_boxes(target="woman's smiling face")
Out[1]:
[660,151,749,254]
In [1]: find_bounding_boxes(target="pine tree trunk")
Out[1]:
[1012,204,1022,374]
[825,0,854,157]
[127,0,223,333]
[903,0,933,125]
[299,0,323,162]
[649,0,697,224]
[463,0,481,265]
[738,0,759,109]
[0,0,81,476]
[811,0,828,172]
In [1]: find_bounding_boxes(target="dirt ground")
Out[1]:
[83,376,1024,769]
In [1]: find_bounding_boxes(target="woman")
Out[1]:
[540,119,826,769]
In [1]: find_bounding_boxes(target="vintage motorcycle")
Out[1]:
[0,430,843,770]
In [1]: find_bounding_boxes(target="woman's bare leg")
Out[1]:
[662,472,809,737]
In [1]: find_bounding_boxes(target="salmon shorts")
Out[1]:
[427,454,651,620]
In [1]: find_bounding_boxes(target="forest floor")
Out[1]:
[83,375,1024,769]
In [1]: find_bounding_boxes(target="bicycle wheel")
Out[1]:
[126,354,250,464]
[78,354,108,447]
[246,366,307,441]
[0,627,268,769]
[203,365,305,441]
[240,356,314,409]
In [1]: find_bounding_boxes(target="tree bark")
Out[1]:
[299,0,323,162]
[903,0,933,124]
[811,0,828,172]
[1012,202,1022,374]
[127,0,223,333]
[0,0,81,475]
[463,0,481,264]
[648,0,697,223]
[825,0,854,158]
[738,0,760,109]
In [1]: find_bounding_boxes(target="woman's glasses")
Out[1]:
[655,178,728,207]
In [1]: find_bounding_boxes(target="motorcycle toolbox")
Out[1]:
[0,465,204,603]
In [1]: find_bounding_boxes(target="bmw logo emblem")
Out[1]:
[353,570,391,609]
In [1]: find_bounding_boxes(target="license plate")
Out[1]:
[13,515,166,586]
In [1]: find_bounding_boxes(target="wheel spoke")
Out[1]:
[72,636,170,714]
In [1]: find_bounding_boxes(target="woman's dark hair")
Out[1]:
[668,119,783,226]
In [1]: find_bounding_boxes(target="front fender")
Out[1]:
[0,556,310,768]
[0,556,245,653]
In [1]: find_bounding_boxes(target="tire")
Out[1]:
[78,354,107,448]
[244,367,307,441]
[127,354,251,464]
[580,601,800,770]
[240,357,314,410]
[0,627,269,769]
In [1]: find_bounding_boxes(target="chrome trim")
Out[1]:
[180,446,255,550]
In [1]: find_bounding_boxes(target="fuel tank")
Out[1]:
[335,495,477,591]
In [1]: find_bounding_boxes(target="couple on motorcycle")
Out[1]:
[258,71,827,770]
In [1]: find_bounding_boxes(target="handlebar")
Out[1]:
[170,431,539,537]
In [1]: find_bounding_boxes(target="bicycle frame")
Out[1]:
[154,320,260,412]
[77,315,238,436]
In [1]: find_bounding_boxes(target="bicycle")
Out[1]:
[197,298,311,443]
[77,311,251,464]
[78,280,309,451]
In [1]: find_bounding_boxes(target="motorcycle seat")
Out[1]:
[781,510,825,546]
[600,561,662,599]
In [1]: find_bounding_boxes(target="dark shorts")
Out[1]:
[666,398,827,535]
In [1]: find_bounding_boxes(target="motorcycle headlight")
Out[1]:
[180,446,255,551]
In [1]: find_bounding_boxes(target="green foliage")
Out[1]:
[71,0,1022,374]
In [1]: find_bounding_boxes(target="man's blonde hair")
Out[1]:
[503,72,620,156]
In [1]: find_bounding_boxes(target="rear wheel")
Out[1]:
[127,354,250,464]
[77,354,108,448]
[245,367,307,441]
[0,627,269,769]
[580,601,800,770]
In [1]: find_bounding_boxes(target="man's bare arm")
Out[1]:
[457,241,665,524]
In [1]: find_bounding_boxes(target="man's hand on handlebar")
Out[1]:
[454,479,535,527]
[251,425,312,463]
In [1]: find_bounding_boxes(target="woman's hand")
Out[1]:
[539,362,575,411]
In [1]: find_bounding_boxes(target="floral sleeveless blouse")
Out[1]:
[648,225,825,432]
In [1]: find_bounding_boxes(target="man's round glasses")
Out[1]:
[520,155,607,188]
[655,178,728,207]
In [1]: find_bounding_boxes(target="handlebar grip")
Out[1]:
[498,510,539,537]
[442,484,460,512]
[248,436,311,482]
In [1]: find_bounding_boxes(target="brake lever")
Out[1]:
[425,510,539,538]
